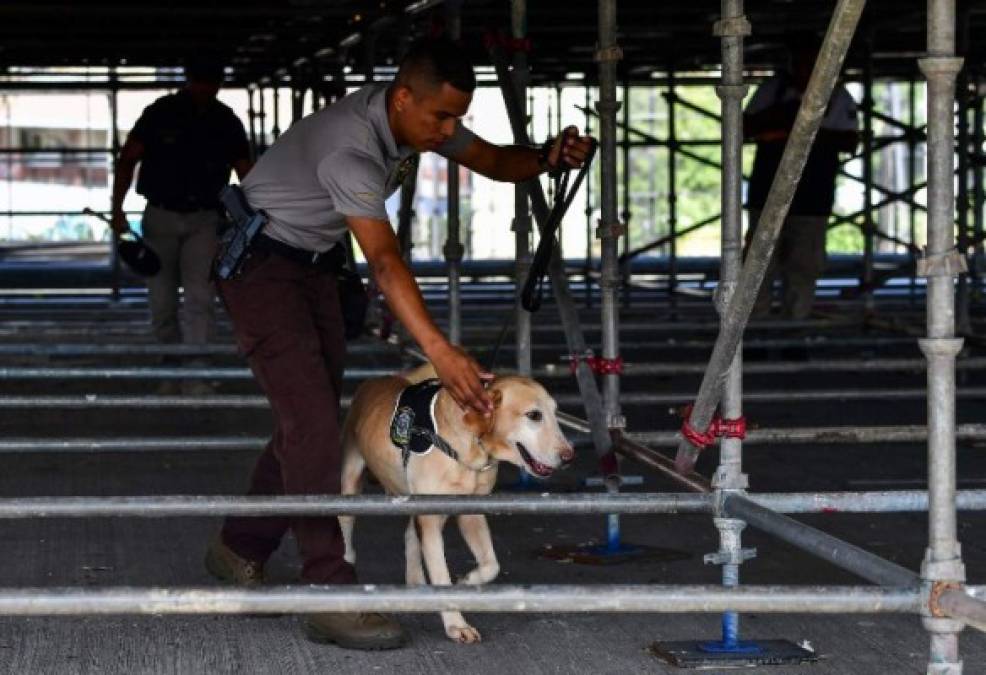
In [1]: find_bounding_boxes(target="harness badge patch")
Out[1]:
[391,405,415,448]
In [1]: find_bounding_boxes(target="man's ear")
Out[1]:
[393,84,413,112]
[464,388,502,437]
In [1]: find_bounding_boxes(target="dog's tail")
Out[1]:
[401,361,438,384]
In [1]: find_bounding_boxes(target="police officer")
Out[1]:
[111,57,252,392]
[203,37,593,649]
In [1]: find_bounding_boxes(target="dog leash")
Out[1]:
[520,138,598,313]
[485,139,598,372]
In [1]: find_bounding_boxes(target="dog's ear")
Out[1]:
[464,388,503,437]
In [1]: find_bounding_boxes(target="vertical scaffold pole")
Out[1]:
[673,0,866,474]
[445,0,464,346]
[109,66,121,303]
[705,0,755,654]
[974,80,985,294]
[596,0,625,434]
[862,42,875,312]
[712,0,753,649]
[955,19,971,335]
[272,81,281,139]
[920,1,967,673]
[257,85,267,155]
[621,77,632,307]
[667,68,679,317]
[247,87,258,157]
[584,86,594,308]
[909,76,919,305]
[512,0,533,375]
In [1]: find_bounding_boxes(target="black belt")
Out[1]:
[252,233,345,271]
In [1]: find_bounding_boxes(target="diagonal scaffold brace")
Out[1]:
[489,41,613,460]
[674,0,869,474]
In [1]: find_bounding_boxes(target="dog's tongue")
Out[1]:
[528,458,553,477]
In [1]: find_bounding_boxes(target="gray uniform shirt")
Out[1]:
[241,83,476,252]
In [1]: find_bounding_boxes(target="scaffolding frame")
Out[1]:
[0,1,982,673]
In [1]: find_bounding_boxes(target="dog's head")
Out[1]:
[464,376,575,477]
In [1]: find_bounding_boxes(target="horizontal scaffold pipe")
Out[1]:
[0,494,714,518]
[0,585,920,616]
[0,491,983,517]
[0,335,931,357]
[4,388,986,409]
[5,358,986,380]
[628,424,986,446]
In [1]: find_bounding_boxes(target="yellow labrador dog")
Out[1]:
[340,363,574,643]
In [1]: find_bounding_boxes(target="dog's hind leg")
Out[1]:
[456,515,500,586]
[416,514,482,644]
[404,517,426,585]
[339,443,366,566]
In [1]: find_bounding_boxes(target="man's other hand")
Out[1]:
[548,126,595,172]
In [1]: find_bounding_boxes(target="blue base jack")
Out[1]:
[653,612,816,668]
[651,639,817,669]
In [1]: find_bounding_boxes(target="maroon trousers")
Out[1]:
[217,249,356,584]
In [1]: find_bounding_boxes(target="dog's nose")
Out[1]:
[559,445,575,464]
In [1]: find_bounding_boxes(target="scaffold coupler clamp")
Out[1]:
[921,548,967,636]
[916,245,968,278]
[567,350,624,376]
[679,404,747,450]
[712,15,752,38]
[704,518,756,567]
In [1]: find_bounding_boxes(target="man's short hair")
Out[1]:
[396,37,476,94]
[184,56,226,85]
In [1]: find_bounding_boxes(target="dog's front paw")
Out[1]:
[446,623,482,644]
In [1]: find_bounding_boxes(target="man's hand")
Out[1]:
[109,210,130,236]
[428,342,495,416]
[547,125,595,172]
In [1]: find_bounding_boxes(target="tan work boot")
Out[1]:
[304,612,409,650]
[204,538,265,588]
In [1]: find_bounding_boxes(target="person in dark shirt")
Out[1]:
[110,58,252,392]
[744,40,860,319]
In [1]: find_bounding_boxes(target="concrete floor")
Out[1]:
[1,296,985,674]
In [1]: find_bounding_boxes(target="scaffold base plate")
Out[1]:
[538,542,690,566]
[650,639,817,669]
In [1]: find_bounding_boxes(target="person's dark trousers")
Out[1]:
[216,249,356,585]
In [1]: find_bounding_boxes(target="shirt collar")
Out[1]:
[368,83,415,161]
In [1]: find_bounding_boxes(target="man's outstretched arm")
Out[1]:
[347,214,493,416]
[450,125,594,183]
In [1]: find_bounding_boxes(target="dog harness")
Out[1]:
[389,379,460,468]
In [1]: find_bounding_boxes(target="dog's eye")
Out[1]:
[526,410,543,423]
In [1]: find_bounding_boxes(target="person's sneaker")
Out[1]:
[304,612,409,650]
[204,538,265,588]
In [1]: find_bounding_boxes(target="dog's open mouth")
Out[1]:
[516,442,554,477]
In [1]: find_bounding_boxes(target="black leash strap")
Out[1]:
[520,140,597,312]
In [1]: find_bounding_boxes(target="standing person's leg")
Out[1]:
[216,251,355,585]
[780,214,828,319]
[744,208,779,318]
[141,204,182,343]
[178,209,220,345]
